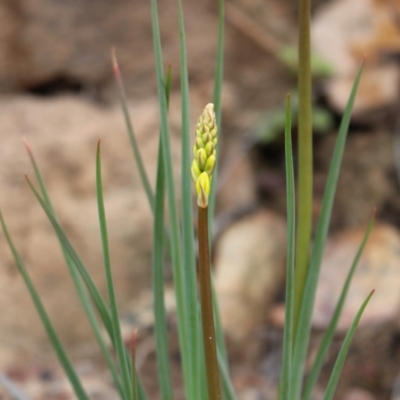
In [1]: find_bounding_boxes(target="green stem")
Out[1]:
[198,206,222,400]
[293,0,313,340]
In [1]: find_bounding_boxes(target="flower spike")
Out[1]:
[192,103,218,208]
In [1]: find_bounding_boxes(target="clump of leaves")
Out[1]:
[0,0,373,400]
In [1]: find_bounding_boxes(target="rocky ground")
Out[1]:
[0,0,400,399]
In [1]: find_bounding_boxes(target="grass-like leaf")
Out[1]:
[176,2,204,399]
[149,1,194,399]
[291,63,364,400]
[281,94,295,400]
[96,141,134,399]
[323,290,374,400]
[151,66,175,400]
[25,177,115,343]
[218,348,237,400]
[0,211,90,400]
[293,0,313,338]
[130,332,140,400]
[208,0,224,223]
[302,209,376,400]
[152,132,174,400]
[112,49,154,211]
[24,141,125,398]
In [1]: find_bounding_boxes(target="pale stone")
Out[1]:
[313,224,400,331]
[312,0,400,117]
[214,209,286,343]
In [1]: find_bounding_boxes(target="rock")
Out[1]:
[325,64,400,118]
[214,208,286,344]
[0,0,219,97]
[312,0,400,119]
[0,94,184,364]
[313,223,400,331]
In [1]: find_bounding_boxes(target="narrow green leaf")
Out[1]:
[152,135,174,400]
[208,0,225,223]
[25,177,115,342]
[96,142,133,399]
[130,332,140,400]
[177,1,204,399]
[218,348,236,400]
[24,140,125,399]
[292,63,364,399]
[212,275,228,371]
[112,50,154,211]
[323,290,374,400]
[281,94,295,400]
[112,52,172,263]
[0,211,90,400]
[149,2,193,400]
[293,0,313,343]
[152,71,175,399]
[303,210,375,400]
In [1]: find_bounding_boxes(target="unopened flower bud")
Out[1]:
[192,103,218,208]
[205,142,214,157]
[196,172,211,208]
[204,155,216,176]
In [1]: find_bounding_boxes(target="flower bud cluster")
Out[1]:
[191,103,217,208]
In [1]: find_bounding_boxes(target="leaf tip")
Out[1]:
[129,329,138,358]
[22,137,33,158]
[111,47,121,79]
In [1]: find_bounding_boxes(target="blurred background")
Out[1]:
[0,0,400,399]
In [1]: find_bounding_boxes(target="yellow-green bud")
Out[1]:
[196,172,211,208]
[191,159,201,184]
[192,103,218,208]
[204,155,216,176]
[196,136,204,149]
[196,148,207,170]
[205,142,214,157]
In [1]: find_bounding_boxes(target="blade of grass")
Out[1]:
[152,133,174,400]
[212,276,228,371]
[149,2,193,399]
[112,52,172,263]
[293,0,313,341]
[96,141,133,399]
[112,49,154,211]
[291,63,364,400]
[151,66,175,400]
[23,140,125,399]
[209,0,225,223]
[0,211,90,400]
[218,348,236,400]
[176,1,204,399]
[130,332,140,400]
[323,290,374,400]
[302,209,376,400]
[26,175,149,400]
[25,177,114,341]
[281,94,295,400]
